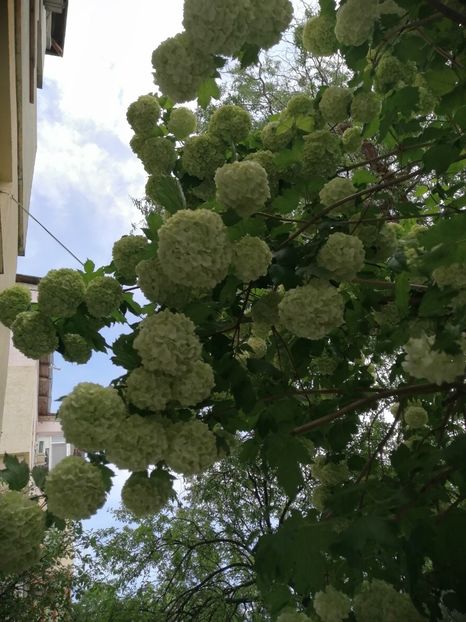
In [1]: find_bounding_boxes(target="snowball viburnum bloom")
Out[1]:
[231,236,273,282]
[208,104,251,144]
[402,333,464,385]
[353,579,424,622]
[335,0,378,47]
[126,367,173,412]
[319,87,352,125]
[126,94,161,134]
[0,285,31,328]
[302,14,338,57]
[133,310,202,376]
[404,405,428,429]
[215,160,270,217]
[278,280,345,340]
[167,107,197,139]
[165,420,218,475]
[313,585,351,622]
[157,209,232,291]
[11,311,58,360]
[38,268,85,318]
[317,232,365,281]
[121,470,174,518]
[112,235,148,284]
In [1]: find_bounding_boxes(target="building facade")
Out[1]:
[0,0,68,424]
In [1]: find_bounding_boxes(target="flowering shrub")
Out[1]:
[112,235,148,284]
[335,0,378,47]
[313,585,351,622]
[231,236,273,282]
[302,14,338,57]
[317,232,365,281]
[126,94,161,134]
[126,367,173,412]
[165,420,218,475]
[11,311,58,359]
[85,276,122,318]
[208,104,251,144]
[0,285,31,328]
[319,87,352,125]
[121,470,174,517]
[38,268,85,318]
[181,134,225,179]
[303,130,342,179]
[215,161,270,217]
[353,580,423,622]
[167,106,197,139]
[62,333,92,364]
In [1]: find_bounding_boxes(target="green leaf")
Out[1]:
[84,259,95,273]
[265,434,307,498]
[237,43,260,68]
[422,143,461,173]
[95,464,115,493]
[0,454,30,491]
[144,211,164,242]
[31,465,48,490]
[271,189,300,215]
[147,175,186,214]
[453,106,466,130]
[295,114,315,133]
[197,78,220,109]
[395,272,410,315]
[424,68,457,96]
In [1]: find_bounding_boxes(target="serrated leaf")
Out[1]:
[31,465,48,491]
[0,454,30,491]
[197,78,220,109]
[423,143,461,173]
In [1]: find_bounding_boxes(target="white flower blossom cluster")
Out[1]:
[112,235,148,284]
[208,104,251,144]
[351,91,381,124]
[45,456,107,520]
[404,405,428,429]
[278,280,345,340]
[374,55,407,93]
[0,491,45,576]
[0,285,31,328]
[261,121,294,151]
[136,257,196,309]
[432,263,466,290]
[335,0,378,47]
[165,420,219,475]
[244,150,279,195]
[167,107,197,139]
[157,209,232,290]
[38,268,86,318]
[303,130,342,179]
[319,87,352,125]
[245,0,293,50]
[106,415,169,471]
[85,276,122,318]
[126,368,173,412]
[342,127,362,152]
[317,232,365,281]
[215,161,271,217]
[314,585,351,622]
[58,382,127,452]
[182,134,225,179]
[121,470,174,517]
[176,360,215,407]
[319,177,356,213]
[140,137,177,177]
[286,94,315,117]
[353,579,424,622]
[126,94,161,134]
[302,14,338,57]
[402,333,464,385]
[151,32,215,103]
[62,333,92,365]
[232,236,273,282]
[11,311,58,360]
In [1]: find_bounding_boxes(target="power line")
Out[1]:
[0,190,85,267]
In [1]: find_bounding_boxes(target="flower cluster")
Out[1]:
[38,268,85,318]
[165,420,218,475]
[209,104,251,144]
[175,360,215,407]
[353,580,424,622]
[402,333,464,385]
[303,130,342,179]
[314,585,351,622]
[151,32,215,103]
[126,94,161,134]
[140,137,177,177]
[404,405,428,429]
[342,126,362,152]
[278,280,345,340]
[121,470,174,517]
[157,209,232,290]
[231,236,273,282]
[11,311,58,360]
[319,177,356,213]
[62,333,92,364]
[432,263,466,290]
[277,612,312,622]
[85,276,122,318]
[374,55,406,93]
[167,107,197,139]
[215,161,270,217]
[0,491,45,576]
[136,257,195,309]
[45,456,107,520]
[335,0,378,47]
[286,94,315,117]
[245,0,293,50]
[182,134,225,179]
[319,87,352,125]
[112,235,148,284]
[58,382,127,452]
[105,415,169,471]
[134,310,202,376]
[183,0,251,56]
[351,91,381,124]
[0,285,31,328]
[126,368,173,412]
[244,150,279,195]
[261,121,293,151]
[317,232,365,281]
[302,14,338,57]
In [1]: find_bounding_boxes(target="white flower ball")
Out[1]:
[167,107,198,139]
[85,276,122,318]
[319,87,352,124]
[11,311,58,360]
[312,457,349,486]
[404,405,428,429]
[136,258,196,309]
[38,268,86,318]
[342,126,362,152]
[279,281,345,340]
[351,91,381,123]
[126,94,161,134]
[215,161,270,217]
[319,177,356,213]
[261,120,294,151]
[313,585,351,622]
[353,579,424,622]
[303,14,338,57]
[317,232,365,281]
[140,137,177,176]
[165,420,218,475]
[157,209,232,291]
[232,236,273,282]
[133,310,202,376]
[245,0,294,50]
[112,235,149,284]
[0,285,31,328]
[174,360,215,406]
[432,263,466,290]
[209,105,251,144]
[126,367,173,412]
[335,0,378,47]
[121,469,174,517]
[303,130,342,179]
[402,333,464,385]
[182,134,225,179]
[62,333,92,364]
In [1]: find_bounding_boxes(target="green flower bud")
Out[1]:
[208,105,251,144]
[62,333,92,364]
[85,276,122,318]
[215,161,270,217]
[231,235,273,282]
[302,14,338,56]
[45,456,107,520]
[112,235,149,284]
[319,177,356,213]
[285,94,315,117]
[245,0,293,50]
[0,285,31,328]
[157,209,232,291]
[121,469,174,517]
[314,585,351,622]
[353,580,424,622]
[38,268,85,318]
[126,94,161,134]
[0,491,45,577]
[261,120,293,151]
[404,405,428,429]
[59,382,127,452]
[133,310,202,376]
[342,126,362,152]
[11,311,58,360]
[374,55,405,93]
[279,280,345,340]
[167,107,198,139]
